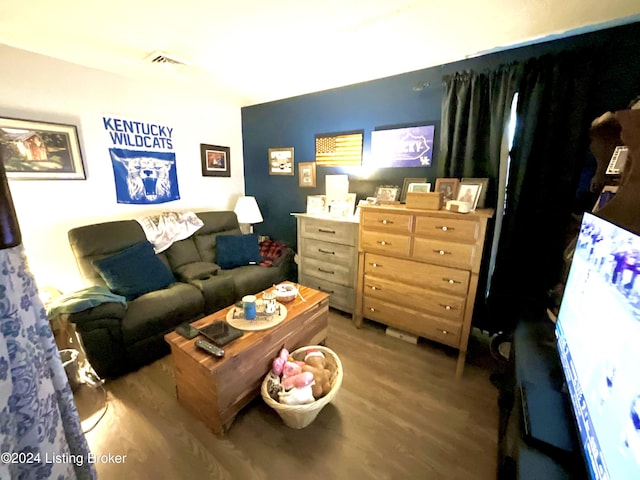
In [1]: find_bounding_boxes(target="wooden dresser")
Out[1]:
[354,204,494,377]
[293,214,359,317]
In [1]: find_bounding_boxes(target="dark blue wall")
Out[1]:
[242,21,640,248]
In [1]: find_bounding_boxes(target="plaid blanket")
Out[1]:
[259,239,286,266]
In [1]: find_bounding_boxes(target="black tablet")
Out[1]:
[198,321,243,346]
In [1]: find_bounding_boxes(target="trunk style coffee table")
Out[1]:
[164,285,329,435]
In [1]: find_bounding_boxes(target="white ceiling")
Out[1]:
[1,0,639,106]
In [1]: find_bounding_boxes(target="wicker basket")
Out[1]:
[274,283,298,303]
[261,345,343,429]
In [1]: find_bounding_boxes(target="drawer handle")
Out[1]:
[377,241,391,246]
[379,219,394,225]
[318,286,335,294]
[369,262,382,268]
[369,307,376,312]
[435,225,454,231]
[442,330,449,335]
[444,278,461,284]
[434,249,451,256]
[439,304,455,311]
[366,284,381,291]
[318,268,335,275]
[318,228,336,234]
[318,248,335,255]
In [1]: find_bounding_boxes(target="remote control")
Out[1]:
[195,339,225,357]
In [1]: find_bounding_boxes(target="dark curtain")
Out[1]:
[440,65,521,204]
[489,53,595,332]
[440,65,521,331]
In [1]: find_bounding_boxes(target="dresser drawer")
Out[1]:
[363,296,461,347]
[301,238,356,268]
[363,274,465,321]
[361,231,410,256]
[414,216,479,243]
[302,257,352,286]
[300,218,357,246]
[364,253,470,295]
[361,210,412,234]
[299,274,354,312]
[412,238,476,270]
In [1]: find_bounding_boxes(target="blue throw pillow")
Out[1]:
[216,234,263,269]
[93,241,176,301]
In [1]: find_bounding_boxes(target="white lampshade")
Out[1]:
[234,196,263,225]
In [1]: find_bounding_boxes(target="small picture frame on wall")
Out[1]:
[434,178,460,203]
[201,144,230,177]
[268,147,294,175]
[400,177,427,203]
[298,162,316,187]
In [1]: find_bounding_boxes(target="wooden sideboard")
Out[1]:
[354,204,494,377]
[293,213,359,317]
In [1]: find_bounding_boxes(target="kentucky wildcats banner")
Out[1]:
[103,115,180,204]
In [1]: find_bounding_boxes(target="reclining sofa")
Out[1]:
[65,210,293,378]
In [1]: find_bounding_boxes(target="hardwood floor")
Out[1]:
[74,310,499,479]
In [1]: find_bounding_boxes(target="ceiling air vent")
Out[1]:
[146,51,187,67]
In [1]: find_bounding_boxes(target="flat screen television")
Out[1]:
[555,212,640,479]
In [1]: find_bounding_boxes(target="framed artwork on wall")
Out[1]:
[298,162,316,187]
[269,147,294,175]
[0,116,85,180]
[434,178,460,203]
[368,123,435,168]
[200,144,230,177]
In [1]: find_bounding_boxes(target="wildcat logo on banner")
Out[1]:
[103,115,180,204]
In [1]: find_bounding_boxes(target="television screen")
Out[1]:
[556,212,640,479]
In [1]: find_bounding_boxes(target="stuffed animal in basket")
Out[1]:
[301,350,332,399]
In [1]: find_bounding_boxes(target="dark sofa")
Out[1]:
[65,210,293,378]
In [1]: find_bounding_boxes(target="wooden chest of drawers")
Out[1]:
[293,214,359,316]
[355,205,494,377]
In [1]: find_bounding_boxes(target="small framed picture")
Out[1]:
[375,185,400,203]
[201,144,230,177]
[407,182,431,193]
[268,147,294,175]
[461,177,489,208]
[400,177,427,203]
[298,162,316,187]
[457,183,482,210]
[306,195,328,215]
[435,178,460,203]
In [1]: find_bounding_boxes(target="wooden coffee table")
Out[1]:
[164,285,329,435]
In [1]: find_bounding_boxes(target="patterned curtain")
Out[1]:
[0,162,95,479]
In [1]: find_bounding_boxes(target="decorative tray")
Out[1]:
[225,302,288,331]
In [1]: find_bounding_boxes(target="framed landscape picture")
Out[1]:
[269,147,294,175]
[0,117,85,180]
[201,144,230,177]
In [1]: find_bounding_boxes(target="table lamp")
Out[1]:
[234,196,263,233]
